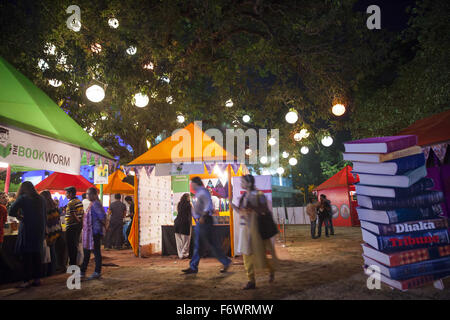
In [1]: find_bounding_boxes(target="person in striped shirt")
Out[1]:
[64,186,84,267]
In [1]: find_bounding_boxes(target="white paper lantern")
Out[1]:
[276,167,285,175]
[294,133,302,141]
[146,140,151,149]
[285,110,298,124]
[301,146,309,154]
[177,115,185,123]
[268,138,277,146]
[282,151,289,158]
[332,103,346,116]
[289,157,298,166]
[108,18,119,29]
[126,46,137,55]
[133,93,149,108]
[321,136,333,147]
[242,115,250,123]
[260,156,268,164]
[86,84,105,102]
[225,99,233,108]
[245,148,252,156]
[299,128,310,138]
[48,79,62,87]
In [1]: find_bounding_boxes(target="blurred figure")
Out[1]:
[40,190,62,276]
[105,193,126,250]
[8,181,46,288]
[6,192,16,211]
[64,186,84,267]
[233,174,277,290]
[80,187,106,280]
[306,197,320,239]
[182,177,231,274]
[320,194,334,236]
[124,196,134,248]
[174,193,192,259]
[81,193,90,213]
[0,192,8,251]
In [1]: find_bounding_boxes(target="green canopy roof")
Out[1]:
[0,57,113,159]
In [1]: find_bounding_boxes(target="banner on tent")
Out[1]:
[0,124,80,174]
[94,164,109,184]
[155,163,204,176]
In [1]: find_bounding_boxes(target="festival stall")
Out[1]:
[0,57,114,284]
[398,109,450,217]
[313,165,360,227]
[126,122,246,257]
[98,169,134,195]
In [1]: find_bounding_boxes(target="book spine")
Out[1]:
[385,136,417,153]
[394,154,426,175]
[395,178,434,198]
[386,207,439,223]
[379,146,421,162]
[389,257,450,280]
[389,245,450,266]
[378,229,450,253]
[379,218,449,236]
[371,191,444,210]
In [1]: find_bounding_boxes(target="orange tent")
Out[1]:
[398,109,450,147]
[97,170,134,195]
[129,122,233,165]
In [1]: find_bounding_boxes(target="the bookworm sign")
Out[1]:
[0,125,80,174]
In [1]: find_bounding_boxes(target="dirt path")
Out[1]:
[1,226,449,300]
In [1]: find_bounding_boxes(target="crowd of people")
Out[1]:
[0,182,135,288]
[0,173,336,291]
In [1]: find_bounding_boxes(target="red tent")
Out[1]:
[35,172,96,195]
[314,166,360,227]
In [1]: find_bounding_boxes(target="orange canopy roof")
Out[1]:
[189,163,246,180]
[398,109,450,147]
[97,170,134,195]
[314,165,359,191]
[35,172,96,194]
[128,122,233,165]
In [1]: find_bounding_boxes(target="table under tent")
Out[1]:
[0,56,114,284]
[125,122,247,258]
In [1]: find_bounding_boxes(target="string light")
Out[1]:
[86,84,105,102]
[332,103,346,116]
[321,136,333,147]
[133,93,149,108]
[301,146,309,154]
[268,138,277,146]
[289,157,298,166]
[242,115,250,123]
[282,151,289,158]
[177,115,185,123]
[285,110,298,124]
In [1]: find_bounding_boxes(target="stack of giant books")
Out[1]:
[344,135,450,290]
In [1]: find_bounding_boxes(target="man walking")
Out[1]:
[64,186,84,267]
[105,193,126,249]
[182,177,231,274]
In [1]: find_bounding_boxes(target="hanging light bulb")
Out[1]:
[332,103,346,116]
[301,146,309,154]
[245,148,252,156]
[285,110,298,124]
[133,93,149,108]
[282,151,289,158]
[38,59,49,71]
[321,136,333,147]
[268,138,277,146]
[86,84,105,102]
[126,46,137,55]
[166,96,174,104]
[242,115,250,123]
[143,62,154,70]
[289,157,298,166]
[225,99,233,108]
[260,156,268,164]
[294,133,302,142]
[146,140,151,149]
[108,18,119,28]
[299,128,310,138]
[177,115,185,123]
[276,167,285,175]
[48,79,62,87]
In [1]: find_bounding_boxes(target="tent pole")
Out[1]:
[227,164,234,257]
[134,172,140,257]
[4,164,11,193]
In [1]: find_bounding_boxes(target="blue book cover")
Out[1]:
[353,153,425,175]
[357,190,444,210]
[362,228,450,253]
[355,178,434,198]
[389,153,426,175]
[357,206,441,224]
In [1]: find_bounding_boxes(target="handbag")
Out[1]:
[255,192,278,240]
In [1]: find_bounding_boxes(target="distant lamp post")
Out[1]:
[133,93,149,108]
[321,136,333,147]
[86,84,105,102]
[332,103,346,116]
[285,110,298,124]
[289,157,298,166]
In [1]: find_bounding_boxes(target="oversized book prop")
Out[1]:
[344,134,449,290]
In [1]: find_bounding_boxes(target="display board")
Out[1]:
[171,175,190,219]
[137,167,172,252]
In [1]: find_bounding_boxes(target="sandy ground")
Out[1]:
[0,225,449,300]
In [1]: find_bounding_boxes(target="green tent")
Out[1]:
[0,56,112,160]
